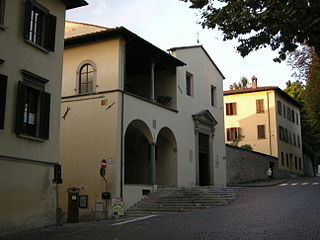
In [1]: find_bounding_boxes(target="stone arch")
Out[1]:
[156,127,178,186]
[124,119,153,184]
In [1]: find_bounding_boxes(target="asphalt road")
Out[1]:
[4,177,320,240]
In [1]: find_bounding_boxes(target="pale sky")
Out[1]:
[66,0,294,90]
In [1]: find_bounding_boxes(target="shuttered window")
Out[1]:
[256,99,264,113]
[226,127,241,141]
[0,74,7,129]
[257,125,265,139]
[24,0,56,52]
[15,71,50,140]
[277,101,282,115]
[226,102,237,115]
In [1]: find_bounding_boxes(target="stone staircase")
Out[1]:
[125,186,242,217]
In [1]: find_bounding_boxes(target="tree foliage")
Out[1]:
[181,0,320,61]
[285,47,320,165]
[229,77,251,90]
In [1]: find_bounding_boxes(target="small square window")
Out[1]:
[186,72,193,97]
[277,101,282,115]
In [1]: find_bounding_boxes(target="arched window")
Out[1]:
[79,63,95,94]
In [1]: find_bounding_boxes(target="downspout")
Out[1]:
[267,91,272,156]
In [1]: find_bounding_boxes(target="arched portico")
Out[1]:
[124,120,153,184]
[156,127,178,187]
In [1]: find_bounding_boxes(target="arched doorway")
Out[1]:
[156,127,178,187]
[124,120,153,184]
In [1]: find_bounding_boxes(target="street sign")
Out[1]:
[101,159,107,168]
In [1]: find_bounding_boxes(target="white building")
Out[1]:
[59,22,226,222]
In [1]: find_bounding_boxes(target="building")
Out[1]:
[0,0,87,235]
[59,22,226,222]
[224,77,303,176]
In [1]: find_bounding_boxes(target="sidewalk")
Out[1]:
[237,178,290,187]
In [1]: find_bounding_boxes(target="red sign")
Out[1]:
[101,159,107,168]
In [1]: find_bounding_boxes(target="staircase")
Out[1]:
[125,186,242,217]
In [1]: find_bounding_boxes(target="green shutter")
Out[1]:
[44,13,56,52]
[24,0,32,40]
[0,74,8,129]
[15,81,27,134]
[39,91,50,139]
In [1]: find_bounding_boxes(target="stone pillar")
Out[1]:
[150,143,156,185]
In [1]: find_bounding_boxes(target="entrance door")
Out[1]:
[199,133,210,186]
[68,191,79,223]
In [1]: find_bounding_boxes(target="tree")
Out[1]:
[181,0,320,62]
[229,77,250,90]
[285,47,320,166]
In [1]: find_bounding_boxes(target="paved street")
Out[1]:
[3,177,320,240]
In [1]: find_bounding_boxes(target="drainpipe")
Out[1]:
[151,63,155,101]
[267,91,272,156]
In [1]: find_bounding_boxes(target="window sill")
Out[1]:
[17,134,45,142]
[24,39,49,53]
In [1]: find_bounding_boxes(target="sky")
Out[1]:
[66,0,294,91]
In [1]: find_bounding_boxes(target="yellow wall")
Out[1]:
[0,0,67,234]
[224,89,303,174]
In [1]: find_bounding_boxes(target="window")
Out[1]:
[257,125,265,139]
[277,101,282,115]
[299,158,302,170]
[288,131,292,145]
[291,110,295,123]
[296,113,299,125]
[15,70,50,140]
[281,152,284,166]
[294,156,298,169]
[186,72,193,97]
[79,63,95,94]
[226,102,237,115]
[226,127,241,141]
[0,0,5,26]
[283,105,286,118]
[24,0,56,52]
[286,153,289,167]
[293,133,296,146]
[279,126,284,141]
[297,135,301,148]
[0,74,7,129]
[210,85,216,106]
[284,129,288,142]
[287,107,291,121]
[256,99,264,113]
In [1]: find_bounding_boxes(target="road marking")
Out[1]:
[111,215,158,226]
[312,182,319,185]
[279,183,288,186]
[291,183,298,186]
[301,183,309,185]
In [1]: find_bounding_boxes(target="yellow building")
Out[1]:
[0,0,87,235]
[59,22,227,222]
[224,77,303,175]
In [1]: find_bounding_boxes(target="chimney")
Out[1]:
[251,75,257,88]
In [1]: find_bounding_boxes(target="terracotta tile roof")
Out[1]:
[65,21,110,39]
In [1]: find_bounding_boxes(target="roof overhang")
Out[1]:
[64,0,88,10]
[65,27,186,68]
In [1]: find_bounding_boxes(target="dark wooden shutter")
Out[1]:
[258,125,265,139]
[0,74,8,129]
[226,103,230,115]
[226,128,230,141]
[23,0,32,40]
[44,13,56,52]
[39,91,50,139]
[15,81,27,134]
[233,103,237,115]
